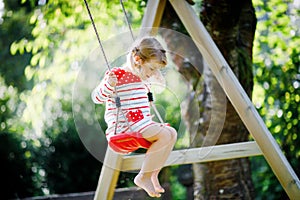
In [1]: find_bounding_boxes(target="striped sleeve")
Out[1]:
[91,71,115,104]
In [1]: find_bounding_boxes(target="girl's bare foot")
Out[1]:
[151,173,165,193]
[134,173,161,198]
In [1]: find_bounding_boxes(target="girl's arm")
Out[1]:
[91,71,116,104]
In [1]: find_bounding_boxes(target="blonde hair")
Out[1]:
[125,37,167,91]
[130,37,167,66]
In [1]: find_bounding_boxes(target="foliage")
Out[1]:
[0,0,34,91]
[1,0,150,197]
[0,131,40,198]
[252,0,300,199]
[1,0,299,198]
[40,123,101,194]
[0,76,40,198]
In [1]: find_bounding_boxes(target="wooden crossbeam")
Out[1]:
[94,141,262,200]
[121,141,262,171]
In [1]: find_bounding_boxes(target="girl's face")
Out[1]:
[139,61,164,80]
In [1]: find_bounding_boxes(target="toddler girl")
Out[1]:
[92,37,177,197]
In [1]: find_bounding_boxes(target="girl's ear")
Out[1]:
[134,55,144,65]
[134,55,140,62]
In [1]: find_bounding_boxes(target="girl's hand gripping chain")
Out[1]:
[107,71,118,87]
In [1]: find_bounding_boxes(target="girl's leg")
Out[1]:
[151,169,165,193]
[134,124,177,197]
[151,126,176,193]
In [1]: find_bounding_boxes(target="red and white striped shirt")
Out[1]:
[91,67,154,139]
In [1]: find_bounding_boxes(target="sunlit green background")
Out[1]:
[0,0,299,199]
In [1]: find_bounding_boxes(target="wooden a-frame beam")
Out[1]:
[169,0,300,199]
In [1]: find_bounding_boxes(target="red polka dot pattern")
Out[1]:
[126,109,144,122]
[112,68,141,86]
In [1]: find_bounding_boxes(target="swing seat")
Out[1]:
[108,132,152,154]
[108,123,170,154]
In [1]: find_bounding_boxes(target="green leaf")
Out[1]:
[10,42,18,55]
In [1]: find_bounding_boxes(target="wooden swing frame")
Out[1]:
[93,0,300,199]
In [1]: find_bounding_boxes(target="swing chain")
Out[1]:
[120,0,135,41]
[83,0,134,69]
[83,0,111,71]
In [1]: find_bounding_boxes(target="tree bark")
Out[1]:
[161,0,257,199]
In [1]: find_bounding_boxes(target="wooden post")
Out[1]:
[94,147,123,200]
[140,0,166,36]
[169,0,300,199]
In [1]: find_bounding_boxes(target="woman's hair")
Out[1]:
[131,37,167,66]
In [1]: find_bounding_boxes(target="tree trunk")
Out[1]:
[161,0,257,199]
